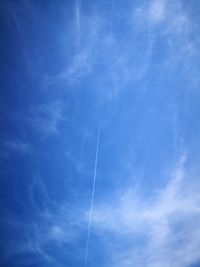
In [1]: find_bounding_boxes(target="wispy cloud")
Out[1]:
[0,194,84,265]
[133,0,200,95]
[135,0,167,25]
[134,0,193,46]
[0,137,32,158]
[48,7,155,97]
[75,0,81,48]
[49,0,196,101]
[4,140,31,154]
[28,101,65,137]
[88,153,200,267]
[1,151,199,267]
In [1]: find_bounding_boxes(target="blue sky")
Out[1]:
[1,0,200,266]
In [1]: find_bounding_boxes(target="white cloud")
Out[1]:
[62,51,92,85]
[134,0,191,38]
[0,138,32,158]
[89,153,200,267]
[135,0,167,25]
[0,201,84,265]
[47,7,155,97]
[1,153,200,267]
[149,0,166,23]
[51,0,195,99]
[133,0,200,93]
[28,101,65,137]
[4,140,31,153]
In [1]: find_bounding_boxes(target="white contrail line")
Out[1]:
[84,126,101,267]
[111,0,114,11]
[76,0,81,48]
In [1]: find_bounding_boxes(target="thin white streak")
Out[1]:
[111,0,114,15]
[101,84,119,130]
[111,0,114,30]
[76,0,81,48]
[84,126,101,267]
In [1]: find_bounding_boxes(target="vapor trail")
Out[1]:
[76,0,81,47]
[111,0,114,10]
[84,126,101,267]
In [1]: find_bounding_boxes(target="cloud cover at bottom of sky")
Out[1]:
[88,153,200,267]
